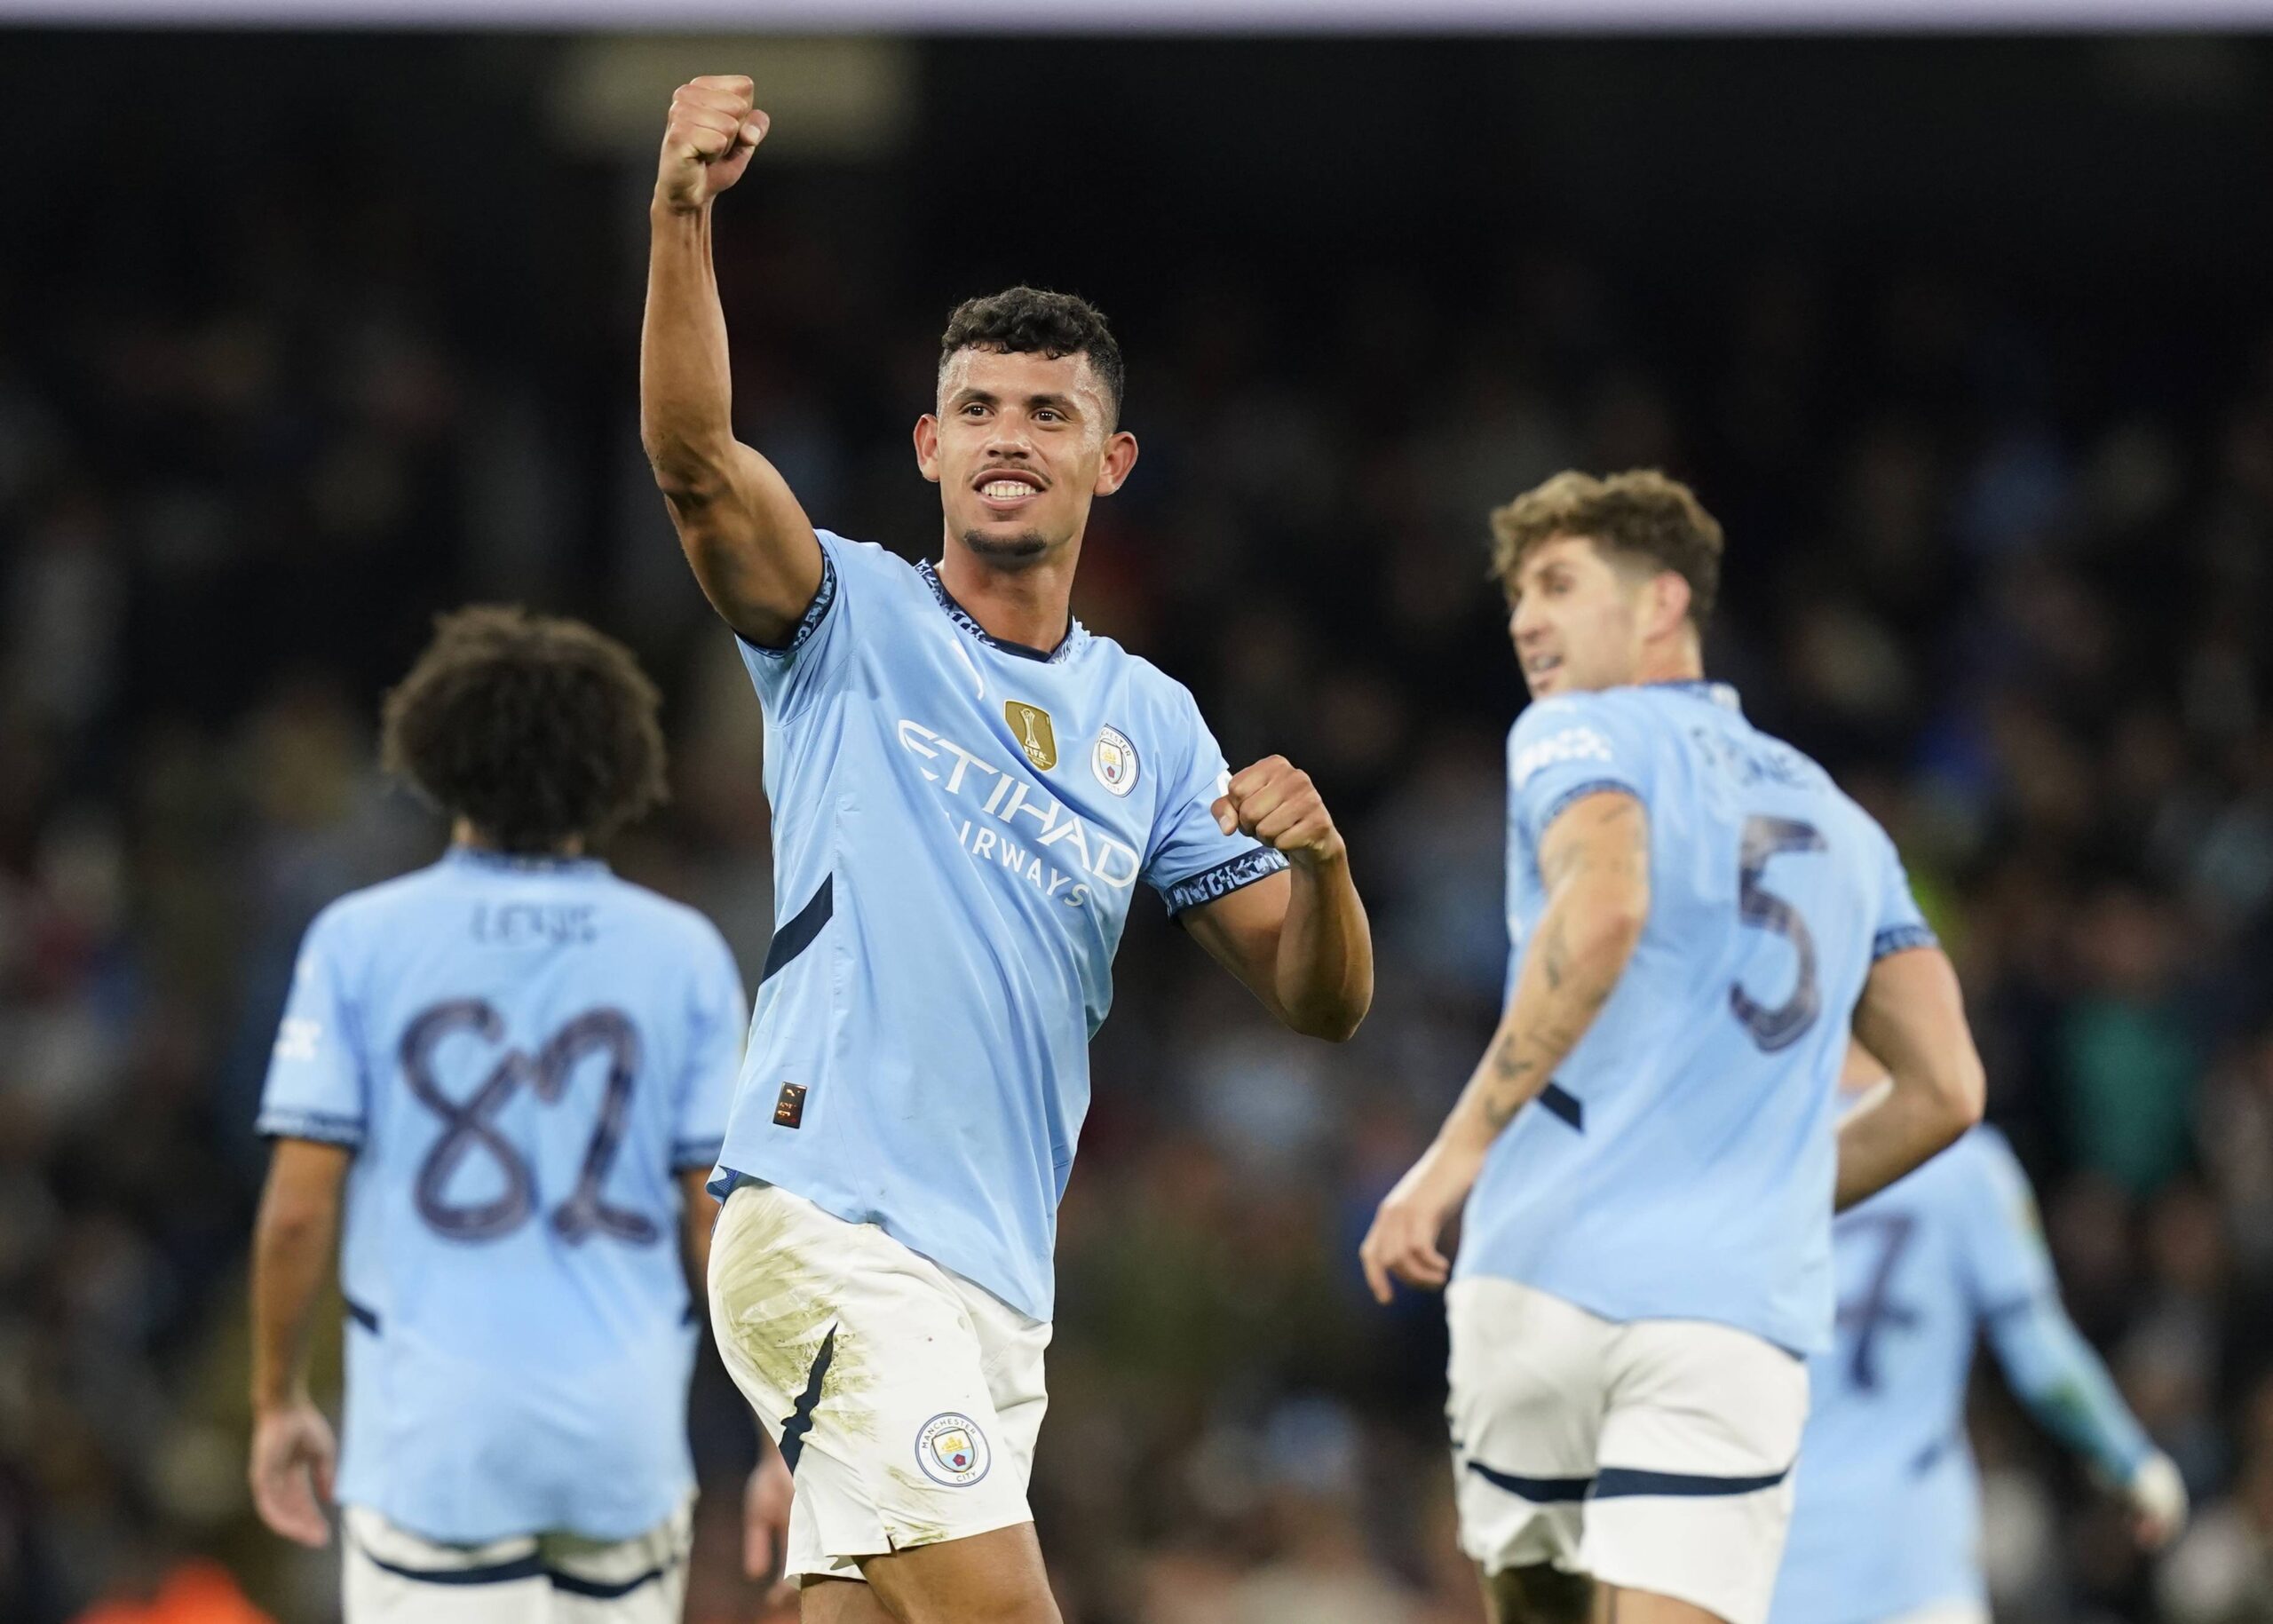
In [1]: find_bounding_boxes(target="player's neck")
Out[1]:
[1631,636,1704,688]
[936,535,1081,654]
[451,818,585,859]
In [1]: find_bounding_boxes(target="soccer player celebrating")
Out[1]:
[641,76,1372,1624]
[247,607,792,1621]
[1359,471,1985,1624]
[1769,1055,2186,1624]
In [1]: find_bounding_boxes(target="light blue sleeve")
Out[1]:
[1144,686,1289,916]
[1505,693,1651,855]
[255,905,368,1148]
[1968,1132,2154,1483]
[733,529,862,725]
[671,922,747,1173]
[1869,824,1938,961]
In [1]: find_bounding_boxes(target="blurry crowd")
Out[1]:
[5,36,2273,1624]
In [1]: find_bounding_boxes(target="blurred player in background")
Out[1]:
[642,74,1373,1624]
[246,606,792,1622]
[1768,1055,2188,1624]
[1360,471,1985,1624]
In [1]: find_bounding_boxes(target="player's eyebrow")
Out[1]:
[1023,392,1081,418]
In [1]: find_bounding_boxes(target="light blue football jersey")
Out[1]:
[711,531,1285,1321]
[1771,1129,2062,1624]
[256,848,745,1544]
[1455,682,1935,1354]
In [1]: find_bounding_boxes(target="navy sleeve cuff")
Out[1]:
[670,1137,726,1174]
[1162,846,1291,916]
[735,548,839,660]
[1536,778,1644,835]
[257,1107,365,1148]
[1873,923,1940,960]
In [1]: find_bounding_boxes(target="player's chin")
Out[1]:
[958,523,1055,565]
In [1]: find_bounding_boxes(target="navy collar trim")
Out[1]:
[1647,678,1743,712]
[919,560,1081,664]
[444,845,609,876]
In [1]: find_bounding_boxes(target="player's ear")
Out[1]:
[1093,430,1139,496]
[1647,570,1692,640]
[914,414,943,484]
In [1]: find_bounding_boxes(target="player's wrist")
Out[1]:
[1428,1121,1493,1181]
[650,187,714,221]
[250,1382,313,1418]
[1286,829,1347,870]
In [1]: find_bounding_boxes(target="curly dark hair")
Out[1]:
[1489,469,1725,631]
[379,606,669,854]
[939,286,1125,427]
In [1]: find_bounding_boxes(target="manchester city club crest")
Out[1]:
[916,1412,992,1487]
[1091,725,1140,796]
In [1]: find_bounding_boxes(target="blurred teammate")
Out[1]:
[1770,1061,2187,1624]
[1359,471,1985,1624]
[641,75,1373,1624]
[247,607,792,1622]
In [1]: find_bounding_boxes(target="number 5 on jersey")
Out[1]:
[1731,814,1826,1052]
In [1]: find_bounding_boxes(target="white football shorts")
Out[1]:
[341,1499,691,1624]
[709,1178,1051,1587]
[1447,1275,1809,1624]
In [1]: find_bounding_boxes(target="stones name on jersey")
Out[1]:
[899,717,1141,910]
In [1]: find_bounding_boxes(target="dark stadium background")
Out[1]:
[3,25,2272,1623]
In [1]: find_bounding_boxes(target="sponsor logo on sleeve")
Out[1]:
[916,1412,992,1486]
[1510,725,1613,790]
[1091,725,1140,796]
[274,1018,324,1063]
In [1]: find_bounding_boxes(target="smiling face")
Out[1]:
[915,346,1138,568]
[1508,534,1690,699]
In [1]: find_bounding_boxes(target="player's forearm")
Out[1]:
[249,1183,340,1413]
[1271,847,1373,1041]
[1842,949,1984,1208]
[1833,1075,1979,1209]
[640,203,741,496]
[1833,1032,1984,1209]
[1990,1296,2153,1483]
[1440,883,1643,1156]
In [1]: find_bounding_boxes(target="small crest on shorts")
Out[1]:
[916,1411,992,1487]
[1006,701,1057,772]
[1091,725,1140,796]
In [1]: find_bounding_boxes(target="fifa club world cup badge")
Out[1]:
[916,1412,991,1487]
[1091,725,1140,796]
[1005,701,1057,772]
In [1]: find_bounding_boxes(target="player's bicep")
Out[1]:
[1179,866,1295,1018]
[666,439,825,649]
[1536,788,1651,914]
[257,1137,353,1229]
[1960,1134,2059,1313]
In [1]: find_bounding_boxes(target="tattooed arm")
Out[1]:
[1359,790,1649,1302]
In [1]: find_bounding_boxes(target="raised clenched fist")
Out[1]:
[1212,755,1346,867]
[655,75,769,213]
